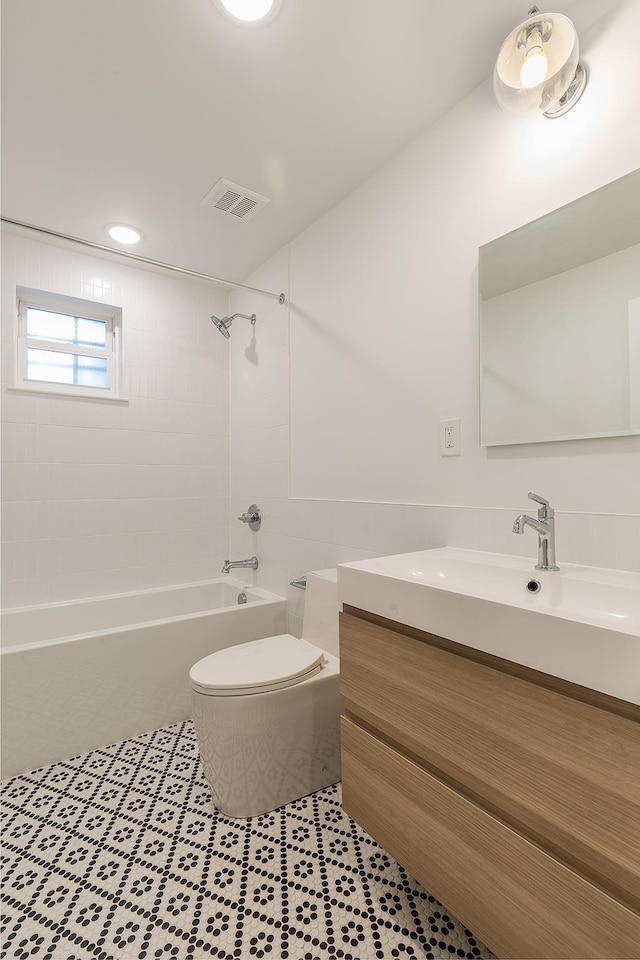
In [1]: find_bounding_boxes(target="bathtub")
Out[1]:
[1,579,286,780]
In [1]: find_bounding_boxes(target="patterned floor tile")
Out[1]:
[119,860,167,913]
[186,904,237,958]
[1,858,58,920]
[185,780,215,815]
[1,813,45,857]
[45,797,89,835]
[1,719,493,960]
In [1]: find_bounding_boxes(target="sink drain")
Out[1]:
[526,579,541,594]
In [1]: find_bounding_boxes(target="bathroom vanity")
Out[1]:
[338,548,640,960]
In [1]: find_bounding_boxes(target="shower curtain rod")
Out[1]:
[1,217,287,304]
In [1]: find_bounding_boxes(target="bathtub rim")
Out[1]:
[1,577,285,654]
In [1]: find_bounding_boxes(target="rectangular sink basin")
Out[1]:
[338,547,640,705]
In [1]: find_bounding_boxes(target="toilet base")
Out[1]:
[192,654,341,818]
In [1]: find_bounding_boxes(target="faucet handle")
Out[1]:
[237,504,261,531]
[527,491,552,518]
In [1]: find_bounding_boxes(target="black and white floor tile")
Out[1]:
[1,721,492,960]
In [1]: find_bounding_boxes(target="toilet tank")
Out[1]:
[301,568,339,658]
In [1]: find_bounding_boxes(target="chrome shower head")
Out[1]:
[210,314,232,338]
[210,312,256,339]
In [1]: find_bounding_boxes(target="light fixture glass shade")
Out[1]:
[494,12,585,117]
[106,224,142,244]
[213,0,281,24]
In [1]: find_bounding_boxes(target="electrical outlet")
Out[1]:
[440,418,460,456]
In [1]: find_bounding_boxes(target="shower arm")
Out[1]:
[231,313,256,325]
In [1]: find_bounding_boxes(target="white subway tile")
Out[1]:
[1,393,27,424]
[1,499,21,541]
[1,421,15,463]
[11,422,26,462]
[25,574,51,606]
[2,539,27,581]
[287,613,303,638]
[2,579,27,607]
[2,461,26,501]
[611,514,640,572]
[252,461,289,499]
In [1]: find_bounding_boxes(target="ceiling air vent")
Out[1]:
[200,178,270,223]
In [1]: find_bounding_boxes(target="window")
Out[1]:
[15,287,123,400]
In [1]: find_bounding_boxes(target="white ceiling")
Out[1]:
[2,0,584,283]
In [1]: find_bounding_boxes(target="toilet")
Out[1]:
[189,568,341,818]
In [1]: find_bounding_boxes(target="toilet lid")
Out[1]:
[189,634,326,696]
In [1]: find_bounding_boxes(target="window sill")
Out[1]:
[5,386,129,405]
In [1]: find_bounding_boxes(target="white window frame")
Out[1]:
[15,287,124,401]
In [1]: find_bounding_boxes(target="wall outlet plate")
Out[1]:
[440,418,461,456]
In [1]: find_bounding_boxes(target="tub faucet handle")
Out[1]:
[237,504,261,531]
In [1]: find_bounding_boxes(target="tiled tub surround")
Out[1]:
[1,581,286,780]
[1,230,230,610]
[0,720,492,960]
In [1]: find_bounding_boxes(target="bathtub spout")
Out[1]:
[222,557,259,574]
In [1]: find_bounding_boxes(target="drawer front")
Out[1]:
[340,611,640,911]
[342,717,640,960]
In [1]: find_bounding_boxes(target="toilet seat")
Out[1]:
[189,634,326,697]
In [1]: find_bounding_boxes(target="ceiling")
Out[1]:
[2,0,583,283]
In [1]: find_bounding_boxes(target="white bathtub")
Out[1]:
[1,579,286,780]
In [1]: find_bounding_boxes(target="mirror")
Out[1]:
[479,169,640,446]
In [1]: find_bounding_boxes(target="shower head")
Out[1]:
[211,314,232,338]
[209,312,257,339]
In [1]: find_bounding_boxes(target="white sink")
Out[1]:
[338,547,640,705]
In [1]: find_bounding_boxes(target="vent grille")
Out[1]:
[200,179,270,223]
[214,190,242,213]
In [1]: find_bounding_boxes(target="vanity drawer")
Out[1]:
[341,717,640,960]
[340,611,640,911]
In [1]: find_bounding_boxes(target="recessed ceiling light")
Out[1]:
[106,223,143,245]
[213,0,282,26]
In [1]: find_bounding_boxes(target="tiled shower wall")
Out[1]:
[1,231,230,607]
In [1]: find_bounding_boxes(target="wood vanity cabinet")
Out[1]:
[339,606,640,960]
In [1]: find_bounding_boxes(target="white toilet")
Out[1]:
[189,568,341,818]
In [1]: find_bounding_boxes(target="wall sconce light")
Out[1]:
[494,7,587,118]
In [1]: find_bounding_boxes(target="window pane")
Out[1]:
[27,348,74,384]
[77,317,107,347]
[76,356,108,387]
[26,308,107,348]
[27,348,108,388]
[27,309,76,342]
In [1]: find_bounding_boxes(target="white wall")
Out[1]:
[229,0,640,634]
[1,231,230,607]
[289,1,640,511]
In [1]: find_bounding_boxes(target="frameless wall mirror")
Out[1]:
[479,169,640,446]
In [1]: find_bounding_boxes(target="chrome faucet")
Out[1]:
[221,556,259,574]
[512,492,559,571]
